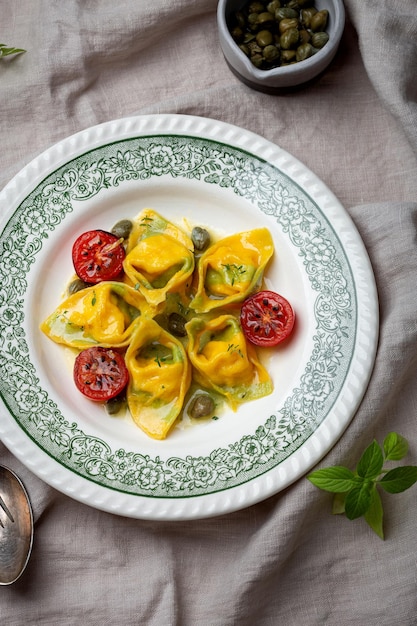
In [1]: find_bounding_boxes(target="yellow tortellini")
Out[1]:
[125,319,191,440]
[185,314,273,410]
[123,209,195,306]
[41,209,276,440]
[40,282,151,349]
[189,228,274,313]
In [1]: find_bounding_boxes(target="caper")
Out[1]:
[111,219,133,240]
[191,226,211,251]
[231,26,244,42]
[251,53,264,67]
[281,49,296,62]
[266,0,281,14]
[263,44,280,63]
[275,7,299,21]
[256,12,275,29]
[310,9,328,32]
[167,312,187,337]
[298,29,311,44]
[188,394,215,419]
[248,41,263,55]
[280,27,299,49]
[243,32,256,43]
[311,31,329,48]
[248,1,265,12]
[296,42,314,61]
[67,278,89,294]
[256,29,274,47]
[105,393,126,415]
[300,7,317,28]
[247,13,260,30]
[279,18,299,34]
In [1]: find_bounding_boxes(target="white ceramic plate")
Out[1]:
[0,114,378,520]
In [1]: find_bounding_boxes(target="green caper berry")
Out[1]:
[263,44,280,62]
[188,394,215,419]
[111,219,133,240]
[280,27,299,49]
[298,29,311,44]
[251,53,264,68]
[231,26,244,42]
[310,9,328,32]
[279,17,300,34]
[248,41,263,55]
[68,278,89,295]
[300,7,317,28]
[248,1,265,12]
[256,29,274,47]
[105,393,126,415]
[266,0,281,14]
[280,49,296,62]
[191,226,211,251]
[256,11,275,28]
[243,32,256,43]
[311,31,329,48]
[275,7,298,21]
[247,13,260,30]
[167,312,187,337]
[296,42,314,61]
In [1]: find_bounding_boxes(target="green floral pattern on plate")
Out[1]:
[0,136,355,497]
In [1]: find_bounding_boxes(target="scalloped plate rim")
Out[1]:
[0,114,379,520]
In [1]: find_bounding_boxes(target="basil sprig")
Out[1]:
[307,433,417,539]
[0,43,26,58]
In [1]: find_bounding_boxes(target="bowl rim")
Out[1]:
[217,0,346,82]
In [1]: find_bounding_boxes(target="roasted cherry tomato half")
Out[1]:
[72,229,125,284]
[73,347,129,402]
[240,290,295,347]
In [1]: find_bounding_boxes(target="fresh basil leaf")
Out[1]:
[364,487,384,539]
[307,466,358,493]
[383,432,409,461]
[379,466,417,494]
[345,482,374,520]
[356,440,384,479]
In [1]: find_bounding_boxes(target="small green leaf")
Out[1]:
[332,492,347,515]
[356,440,384,479]
[383,432,409,461]
[0,44,26,58]
[379,466,417,494]
[345,482,374,520]
[364,487,384,539]
[307,466,358,493]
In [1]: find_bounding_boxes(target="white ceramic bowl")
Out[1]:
[217,0,345,92]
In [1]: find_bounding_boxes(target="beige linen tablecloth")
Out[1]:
[1,1,417,624]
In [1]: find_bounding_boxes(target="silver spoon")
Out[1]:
[0,465,34,585]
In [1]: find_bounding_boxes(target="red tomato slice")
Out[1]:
[240,290,295,347]
[72,230,125,284]
[73,347,129,402]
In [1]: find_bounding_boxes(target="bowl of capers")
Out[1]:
[217,0,345,91]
